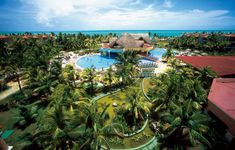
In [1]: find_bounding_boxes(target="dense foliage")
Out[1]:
[148,62,227,149]
[0,32,231,149]
[170,32,234,54]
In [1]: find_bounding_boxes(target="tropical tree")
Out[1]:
[103,66,114,91]
[162,46,174,62]
[149,68,207,113]
[4,37,25,94]
[148,70,186,112]
[32,84,84,149]
[14,105,38,128]
[123,88,150,127]
[82,66,97,95]
[158,100,211,149]
[196,66,217,89]
[115,51,140,85]
[115,51,139,66]
[77,99,124,150]
[33,103,75,149]
[61,65,77,88]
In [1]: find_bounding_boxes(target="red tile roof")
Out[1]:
[0,35,9,39]
[223,34,235,38]
[208,78,235,135]
[176,56,235,76]
[184,33,208,38]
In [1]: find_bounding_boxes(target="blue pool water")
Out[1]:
[76,55,157,69]
[149,48,166,58]
[76,55,117,69]
[76,48,166,69]
[139,59,155,64]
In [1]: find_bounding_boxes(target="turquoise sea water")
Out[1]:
[1,30,235,37]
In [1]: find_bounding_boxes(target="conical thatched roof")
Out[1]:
[116,33,139,48]
[130,33,151,44]
[107,33,152,51]
[109,39,118,47]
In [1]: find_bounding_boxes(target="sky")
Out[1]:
[0,0,235,31]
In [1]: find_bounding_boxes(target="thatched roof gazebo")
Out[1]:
[116,33,139,49]
[108,33,152,52]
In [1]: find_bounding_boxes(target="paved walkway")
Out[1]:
[0,81,24,101]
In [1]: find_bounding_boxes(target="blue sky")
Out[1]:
[0,0,235,31]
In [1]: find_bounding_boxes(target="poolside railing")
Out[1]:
[140,55,159,62]
[138,62,157,68]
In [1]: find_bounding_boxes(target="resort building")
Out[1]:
[176,56,235,77]
[208,78,235,136]
[0,34,54,42]
[107,33,152,52]
[223,34,235,49]
[0,36,11,43]
[182,33,235,47]
[176,56,235,141]
[183,33,209,44]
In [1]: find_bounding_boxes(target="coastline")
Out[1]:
[1,29,235,37]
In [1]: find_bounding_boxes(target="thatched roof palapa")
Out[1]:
[108,33,152,50]
[116,33,139,48]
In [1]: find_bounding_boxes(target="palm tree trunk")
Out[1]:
[109,83,111,92]
[16,72,23,94]
[73,79,76,88]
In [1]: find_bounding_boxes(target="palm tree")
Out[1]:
[149,70,186,112]
[85,38,93,51]
[77,99,124,150]
[116,51,139,66]
[14,105,38,128]
[33,72,58,99]
[162,46,174,62]
[103,66,114,91]
[196,66,217,89]
[115,51,140,85]
[33,103,75,149]
[158,100,211,149]
[49,60,62,80]
[149,68,207,113]
[4,37,25,94]
[124,88,150,127]
[82,66,96,95]
[32,85,87,149]
[61,65,77,88]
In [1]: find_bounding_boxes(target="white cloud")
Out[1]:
[20,0,235,30]
[163,0,173,9]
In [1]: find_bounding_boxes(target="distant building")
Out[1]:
[223,34,235,49]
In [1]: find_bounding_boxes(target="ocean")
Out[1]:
[1,30,235,37]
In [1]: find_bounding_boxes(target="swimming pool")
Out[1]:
[76,55,117,69]
[76,55,158,69]
[149,48,166,59]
